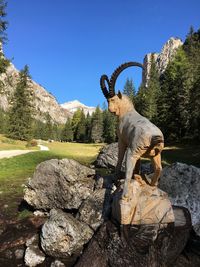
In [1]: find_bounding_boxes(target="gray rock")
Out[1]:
[24,234,45,267]
[40,209,94,258]
[95,143,118,169]
[24,159,95,210]
[26,234,39,247]
[95,143,153,174]
[51,260,66,267]
[77,188,112,231]
[14,248,24,260]
[24,247,45,267]
[160,162,200,235]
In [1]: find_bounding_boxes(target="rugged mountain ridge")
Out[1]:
[0,50,72,124]
[142,37,183,86]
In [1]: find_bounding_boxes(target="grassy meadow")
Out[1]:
[0,139,103,219]
[0,136,199,220]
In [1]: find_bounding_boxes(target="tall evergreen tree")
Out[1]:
[43,113,53,140]
[76,110,86,142]
[0,107,7,133]
[135,84,149,116]
[123,78,135,103]
[145,54,160,122]
[8,65,34,140]
[85,112,92,142]
[103,108,117,144]
[61,119,73,142]
[157,48,191,141]
[0,0,8,44]
[189,65,200,140]
[91,106,103,143]
[71,109,83,140]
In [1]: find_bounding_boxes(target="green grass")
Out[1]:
[0,134,38,150]
[162,145,200,167]
[0,142,103,219]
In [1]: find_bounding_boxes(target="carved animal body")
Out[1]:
[100,62,164,199]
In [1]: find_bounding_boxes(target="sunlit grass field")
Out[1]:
[0,134,30,150]
[0,141,103,218]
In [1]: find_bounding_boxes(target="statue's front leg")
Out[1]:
[114,140,126,182]
[122,149,139,200]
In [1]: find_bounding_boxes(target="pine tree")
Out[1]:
[189,65,200,140]
[76,110,86,142]
[71,109,83,141]
[8,65,34,140]
[0,0,8,44]
[123,78,135,103]
[0,107,7,133]
[91,106,103,143]
[103,108,117,143]
[157,48,191,141]
[61,119,73,142]
[146,54,160,122]
[0,0,9,77]
[135,84,149,116]
[32,119,47,140]
[85,112,92,143]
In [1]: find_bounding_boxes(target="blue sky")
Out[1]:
[3,0,200,107]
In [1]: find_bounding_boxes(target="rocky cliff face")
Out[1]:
[0,57,72,124]
[143,37,183,86]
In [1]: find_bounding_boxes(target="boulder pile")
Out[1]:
[16,146,200,266]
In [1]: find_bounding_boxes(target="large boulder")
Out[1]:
[40,209,94,258]
[76,188,112,231]
[95,143,118,169]
[95,143,153,174]
[24,159,95,210]
[159,162,200,235]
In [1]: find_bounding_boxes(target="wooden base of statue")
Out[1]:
[75,176,196,267]
[112,175,175,225]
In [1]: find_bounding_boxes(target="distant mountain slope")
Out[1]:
[61,100,96,115]
[0,52,72,124]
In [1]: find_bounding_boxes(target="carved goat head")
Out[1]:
[100,62,144,115]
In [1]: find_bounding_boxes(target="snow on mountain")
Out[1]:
[61,100,96,115]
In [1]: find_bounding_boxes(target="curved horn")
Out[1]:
[100,74,110,99]
[109,62,144,95]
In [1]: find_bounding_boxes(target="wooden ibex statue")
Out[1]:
[100,62,164,200]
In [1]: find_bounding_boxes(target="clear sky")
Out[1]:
[3,0,200,107]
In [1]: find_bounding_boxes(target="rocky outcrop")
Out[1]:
[159,162,200,235]
[0,58,72,124]
[21,157,200,266]
[143,37,183,86]
[24,159,95,210]
[40,209,94,258]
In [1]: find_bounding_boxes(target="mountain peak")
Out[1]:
[61,100,96,115]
